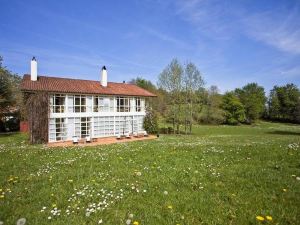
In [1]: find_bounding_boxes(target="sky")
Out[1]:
[0,0,300,93]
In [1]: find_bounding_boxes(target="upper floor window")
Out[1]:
[116,97,130,112]
[51,94,65,113]
[94,97,112,112]
[136,97,141,112]
[74,95,86,113]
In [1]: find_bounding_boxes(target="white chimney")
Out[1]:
[101,66,107,87]
[31,57,37,81]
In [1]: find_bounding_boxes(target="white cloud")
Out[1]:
[242,8,300,55]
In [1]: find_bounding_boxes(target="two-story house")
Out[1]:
[21,57,156,143]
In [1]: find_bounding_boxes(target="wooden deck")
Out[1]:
[47,135,157,147]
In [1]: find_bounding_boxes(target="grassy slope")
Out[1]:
[0,122,299,225]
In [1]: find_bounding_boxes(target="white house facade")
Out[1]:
[21,58,156,143]
[48,94,146,142]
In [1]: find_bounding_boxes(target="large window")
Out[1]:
[49,118,67,141]
[51,94,65,113]
[75,117,91,138]
[94,97,113,112]
[93,116,114,137]
[136,97,141,112]
[116,97,130,112]
[74,95,86,113]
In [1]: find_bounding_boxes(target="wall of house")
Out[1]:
[48,94,146,142]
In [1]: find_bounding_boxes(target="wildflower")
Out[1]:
[163,191,168,195]
[296,177,300,181]
[48,216,51,220]
[283,188,287,192]
[256,216,265,221]
[126,219,131,225]
[0,221,3,225]
[266,216,273,221]
[133,221,139,225]
[136,172,142,176]
[68,179,73,183]
[129,213,134,218]
[52,203,57,208]
[98,219,103,224]
[167,205,173,209]
[16,218,26,225]
[0,195,4,199]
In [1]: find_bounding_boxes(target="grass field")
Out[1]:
[0,122,300,225]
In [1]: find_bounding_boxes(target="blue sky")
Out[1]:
[1,0,300,93]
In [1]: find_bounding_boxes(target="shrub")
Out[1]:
[143,107,159,134]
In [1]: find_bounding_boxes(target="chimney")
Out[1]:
[30,57,37,81]
[101,66,107,87]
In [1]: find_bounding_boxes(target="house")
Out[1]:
[20,57,156,143]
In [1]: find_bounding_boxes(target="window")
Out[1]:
[116,97,130,112]
[75,117,91,138]
[136,97,141,112]
[94,97,113,112]
[74,95,86,113]
[51,94,65,113]
[93,116,114,137]
[49,118,67,141]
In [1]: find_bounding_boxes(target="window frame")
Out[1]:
[74,95,87,113]
[51,94,65,113]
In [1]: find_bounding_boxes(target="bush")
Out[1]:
[143,107,159,134]
[159,126,174,134]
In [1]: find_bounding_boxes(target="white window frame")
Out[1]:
[50,94,65,113]
[74,95,86,113]
[116,97,131,112]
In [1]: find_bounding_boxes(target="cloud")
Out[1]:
[174,0,300,54]
[174,0,238,40]
[241,9,300,55]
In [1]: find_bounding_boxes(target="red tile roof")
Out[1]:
[20,74,157,97]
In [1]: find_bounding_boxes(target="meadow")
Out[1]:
[0,122,299,225]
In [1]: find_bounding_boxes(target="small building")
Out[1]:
[20,57,156,143]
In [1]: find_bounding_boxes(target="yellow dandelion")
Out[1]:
[266,216,273,221]
[133,221,139,225]
[256,216,265,221]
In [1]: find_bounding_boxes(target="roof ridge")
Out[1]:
[24,74,136,85]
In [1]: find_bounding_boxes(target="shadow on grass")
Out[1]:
[267,130,300,136]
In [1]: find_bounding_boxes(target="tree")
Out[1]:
[129,77,156,93]
[222,92,246,125]
[0,57,23,131]
[158,59,183,133]
[268,84,300,123]
[183,62,205,133]
[200,86,225,124]
[235,83,266,123]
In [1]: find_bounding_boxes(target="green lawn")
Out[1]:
[0,122,300,225]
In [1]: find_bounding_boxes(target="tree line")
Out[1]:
[131,59,300,133]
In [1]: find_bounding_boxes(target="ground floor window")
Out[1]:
[49,118,67,141]
[93,116,114,137]
[75,117,91,138]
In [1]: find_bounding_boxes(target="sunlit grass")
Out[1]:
[0,122,300,224]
